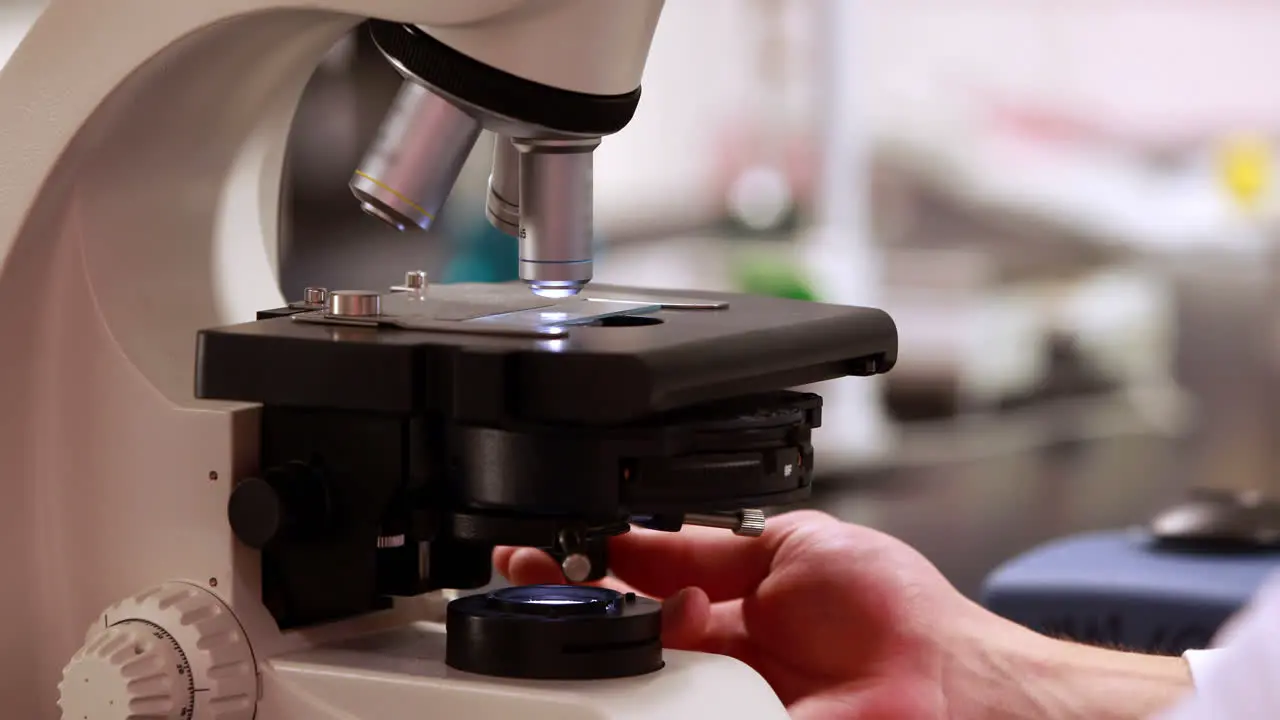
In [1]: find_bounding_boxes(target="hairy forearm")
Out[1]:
[1011,636,1191,719]
[950,617,1193,720]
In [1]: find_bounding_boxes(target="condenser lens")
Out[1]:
[489,584,620,616]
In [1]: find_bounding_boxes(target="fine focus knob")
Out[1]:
[227,461,334,549]
[58,582,257,720]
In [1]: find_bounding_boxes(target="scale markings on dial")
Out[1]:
[107,618,197,718]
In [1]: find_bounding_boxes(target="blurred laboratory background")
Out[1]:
[277,0,1280,601]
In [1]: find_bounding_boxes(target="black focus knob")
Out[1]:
[228,461,334,549]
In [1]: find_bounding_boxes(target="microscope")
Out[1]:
[0,1,896,718]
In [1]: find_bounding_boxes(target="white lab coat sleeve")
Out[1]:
[1157,574,1280,719]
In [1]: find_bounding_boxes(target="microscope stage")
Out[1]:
[195,283,896,424]
[199,283,895,627]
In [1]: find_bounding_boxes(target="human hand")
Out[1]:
[495,510,1191,720]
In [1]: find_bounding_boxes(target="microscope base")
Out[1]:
[260,623,789,720]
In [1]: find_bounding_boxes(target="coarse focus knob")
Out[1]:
[58,582,257,720]
[227,461,334,549]
[59,621,190,719]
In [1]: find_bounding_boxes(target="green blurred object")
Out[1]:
[443,220,519,283]
[733,256,819,302]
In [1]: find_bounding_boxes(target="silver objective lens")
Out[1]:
[514,138,600,298]
[485,135,520,237]
[350,80,482,232]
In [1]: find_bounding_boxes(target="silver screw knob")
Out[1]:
[404,270,428,291]
[684,509,767,537]
[302,287,328,305]
[328,290,381,318]
[735,508,767,537]
[561,553,592,583]
[376,534,406,549]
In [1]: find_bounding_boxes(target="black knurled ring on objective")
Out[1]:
[367,21,642,136]
[446,585,664,679]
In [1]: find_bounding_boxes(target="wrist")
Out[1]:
[952,616,1193,720]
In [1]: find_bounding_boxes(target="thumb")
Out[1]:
[660,586,712,651]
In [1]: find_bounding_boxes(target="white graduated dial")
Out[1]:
[58,582,257,720]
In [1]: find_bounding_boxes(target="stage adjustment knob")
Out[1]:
[228,460,334,549]
[58,582,257,720]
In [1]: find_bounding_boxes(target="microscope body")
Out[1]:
[0,1,897,718]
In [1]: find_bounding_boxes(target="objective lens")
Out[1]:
[515,139,599,297]
[350,80,481,232]
[530,282,585,299]
[485,135,520,237]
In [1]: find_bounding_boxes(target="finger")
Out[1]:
[492,546,519,577]
[657,590,758,664]
[504,547,566,585]
[498,549,716,648]
[497,547,641,595]
[609,510,839,602]
[660,587,711,650]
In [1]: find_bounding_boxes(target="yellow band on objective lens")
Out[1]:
[354,170,435,221]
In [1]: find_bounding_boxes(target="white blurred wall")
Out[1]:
[594,0,759,234]
[864,0,1280,143]
[0,0,43,66]
[596,0,1280,232]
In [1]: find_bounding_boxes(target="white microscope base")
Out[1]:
[259,623,790,720]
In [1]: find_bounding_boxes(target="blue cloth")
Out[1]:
[982,529,1280,654]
